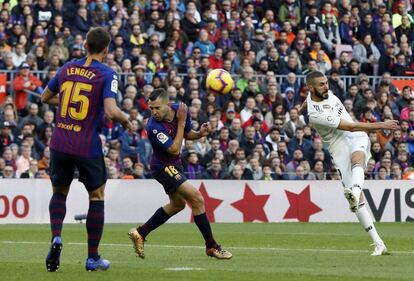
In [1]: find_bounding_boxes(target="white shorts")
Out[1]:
[329,134,371,188]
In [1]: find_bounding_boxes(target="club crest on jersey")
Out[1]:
[153,129,157,134]
[175,174,182,181]
[111,79,118,93]
[157,132,168,144]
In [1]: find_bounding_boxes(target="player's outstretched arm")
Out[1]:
[104,98,133,130]
[41,87,59,106]
[166,102,187,156]
[185,122,211,140]
[338,119,399,132]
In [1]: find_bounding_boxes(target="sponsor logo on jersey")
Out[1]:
[157,132,168,144]
[313,105,322,112]
[323,104,330,109]
[57,122,82,132]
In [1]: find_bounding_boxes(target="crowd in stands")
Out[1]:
[0,0,414,180]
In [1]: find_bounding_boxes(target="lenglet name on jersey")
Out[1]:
[66,67,96,80]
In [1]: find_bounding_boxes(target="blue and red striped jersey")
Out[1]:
[47,57,118,158]
[147,103,192,171]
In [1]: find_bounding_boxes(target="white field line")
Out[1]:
[0,240,413,255]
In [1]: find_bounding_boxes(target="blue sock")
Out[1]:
[194,213,216,248]
[87,200,104,260]
[138,207,170,238]
[49,192,67,239]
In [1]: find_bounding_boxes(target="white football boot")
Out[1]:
[371,242,388,256]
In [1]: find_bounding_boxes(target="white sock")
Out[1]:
[351,165,365,188]
[355,204,383,245]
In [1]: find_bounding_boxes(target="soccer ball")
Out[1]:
[206,69,234,95]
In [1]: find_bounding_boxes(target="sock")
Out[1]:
[193,213,216,248]
[351,165,365,188]
[86,200,104,260]
[49,192,67,239]
[138,207,171,238]
[355,203,383,244]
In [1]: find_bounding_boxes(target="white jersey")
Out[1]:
[306,91,365,147]
[307,91,370,188]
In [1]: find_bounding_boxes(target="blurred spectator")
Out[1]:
[20,159,38,178]
[184,151,204,179]
[285,149,304,180]
[283,108,306,139]
[0,121,14,155]
[12,62,43,112]
[2,165,14,178]
[248,157,262,180]
[352,34,380,75]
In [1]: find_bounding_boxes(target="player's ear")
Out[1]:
[103,46,109,56]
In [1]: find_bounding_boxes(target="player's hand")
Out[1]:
[177,102,188,125]
[200,122,211,137]
[382,120,399,130]
[123,119,134,131]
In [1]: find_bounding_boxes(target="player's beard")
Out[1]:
[315,88,329,100]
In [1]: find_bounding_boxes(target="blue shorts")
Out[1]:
[50,149,107,191]
[153,165,187,194]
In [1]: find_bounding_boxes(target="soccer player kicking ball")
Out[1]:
[305,71,399,256]
[128,88,232,260]
[42,27,133,271]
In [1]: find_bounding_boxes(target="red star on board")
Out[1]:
[190,182,223,222]
[231,184,270,222]
[283,185,322,222]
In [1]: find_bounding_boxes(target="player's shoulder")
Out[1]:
[95,62,117,77]
[328,91,341,102]
[147,118,162,132]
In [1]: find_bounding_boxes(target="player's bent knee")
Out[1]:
[170,198,186,213]
[174,202,186,213]
[351,151,365,165]
[192,191,205,208]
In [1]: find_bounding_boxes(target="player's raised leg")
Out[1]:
[129,192,185,259]
[85,184,110,271]
[177,181,232,259]
[46,186,69,272]
[350,151,387,256]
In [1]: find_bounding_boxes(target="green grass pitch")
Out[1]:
[0,223,413,281]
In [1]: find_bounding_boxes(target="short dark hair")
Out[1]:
[86,27,111,54]
[306,71,325,85]
[149,88,168,101]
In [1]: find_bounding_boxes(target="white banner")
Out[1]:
[0,179,413,224]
